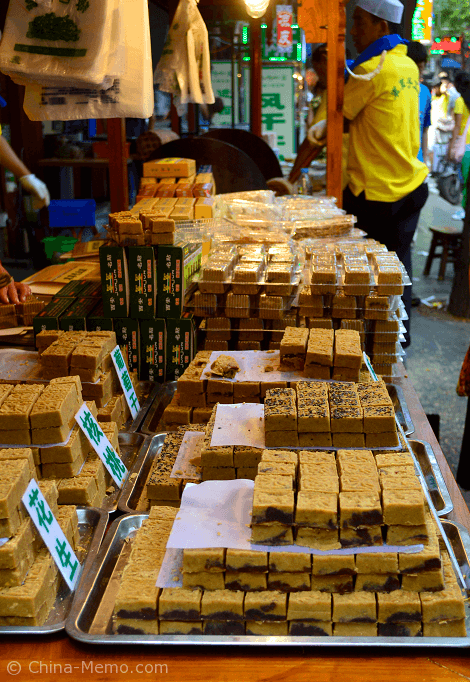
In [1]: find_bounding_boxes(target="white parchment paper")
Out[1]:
[171,431,204,480]
[210,404,265,448]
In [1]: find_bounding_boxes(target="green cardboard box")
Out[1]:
[140,318,166,382]
[59,297,100,332]
[113,318,140,373]
[157,241,202,318]
[128,246,157,319]
[55,279,90,298]
[165,313,195,381]
[99,245,129,317]
[86,301,114,332]
[33,297,75,336]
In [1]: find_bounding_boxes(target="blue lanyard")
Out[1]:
[345,34,408,83]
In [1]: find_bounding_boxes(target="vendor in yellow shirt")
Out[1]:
[342,0,428,347]
[447,72,470,221]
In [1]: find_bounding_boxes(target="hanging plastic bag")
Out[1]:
[154,0,214,113]
[0,0,116,87]
[23,0,152,120]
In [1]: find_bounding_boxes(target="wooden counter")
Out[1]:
[1,369,470,679]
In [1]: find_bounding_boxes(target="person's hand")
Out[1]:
[307,119,327,146]
[19,174,50,209]
[0,281,31,305]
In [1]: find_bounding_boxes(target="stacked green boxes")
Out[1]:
[113,318,140,373]
[140,319,166,382]
[97,240,202,382]
[33,297,75,335]
[99,246,129,317]
[87,302,114,332]
[59,297,101,332]
[128,246,156,319]
[165,313,195,382]
[55,279,102,299]
[156,242,202,319]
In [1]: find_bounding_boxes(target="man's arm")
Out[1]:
[0,136,30,179]
[447,112,463,160]
[422,126,429,165]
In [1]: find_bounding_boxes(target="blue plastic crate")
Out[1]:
[48,199,96,228]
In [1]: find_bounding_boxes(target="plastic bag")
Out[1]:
[23,0,152,120]
[0,0,117,87]
[155,0,214,113]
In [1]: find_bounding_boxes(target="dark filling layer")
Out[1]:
[253,507,293,524]
[203,621,245,635]
[378,622,423,637]
[384,610,422,623]
[289,622,331,636]
[159,609,201,621]
[116,608,157,620]
[342,510,383,528]
[202,610,243,621]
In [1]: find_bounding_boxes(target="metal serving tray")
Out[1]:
[117,434,167,514]
[409,439,453,517]
[386,383,414,436]
[66,514,470,647]
[126,381,160,434]
[140,382,177,436]
[140,382,414,437]
[1,506,108,635]
[101,433,149,513]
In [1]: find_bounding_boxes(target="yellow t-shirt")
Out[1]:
[343,44,428,202]
[454,96,470,145]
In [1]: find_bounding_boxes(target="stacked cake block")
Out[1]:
[113,515,466,636]
[263,381,398,448]
[0,470,80,626]
[112,507,177,634]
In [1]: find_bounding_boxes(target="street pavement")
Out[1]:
[406,176,470,506]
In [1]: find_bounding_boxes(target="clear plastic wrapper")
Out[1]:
[292,216,357,240]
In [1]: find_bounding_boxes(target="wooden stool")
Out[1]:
[422,226,463,280]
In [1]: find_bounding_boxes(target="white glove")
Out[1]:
[19,174,50,209]
[307,119,327,147]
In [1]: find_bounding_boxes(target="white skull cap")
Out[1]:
[355,0,404,23]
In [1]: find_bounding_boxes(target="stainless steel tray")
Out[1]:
[387,383,414,436]
[140,381,177,436]
[409,439,453,517]
[119,434,446,516]
[1,506,108,635]
[65,514,470,647]
[117,434,167,514]
[140,381,414,437]
[124,380,160,434]
[100,433,149,513]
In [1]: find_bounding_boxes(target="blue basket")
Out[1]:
[48,199,96,228]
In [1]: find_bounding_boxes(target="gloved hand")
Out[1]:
[19,174,50,209]
[307,119,327,147]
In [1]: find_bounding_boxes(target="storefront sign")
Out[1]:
[277,5,293,52]
[210,61,238,126]
[261,65,295,160]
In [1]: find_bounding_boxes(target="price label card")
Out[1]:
[22,479,81,591]
[110,345,140,420]
[75,403,128,488]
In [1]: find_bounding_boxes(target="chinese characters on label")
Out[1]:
[110,345,140,420]
[75,403,128,488]
[22,479,81,591]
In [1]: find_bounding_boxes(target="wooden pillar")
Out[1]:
[107,119,128,213]
[326,0,346,206]
[250,18,262,138]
